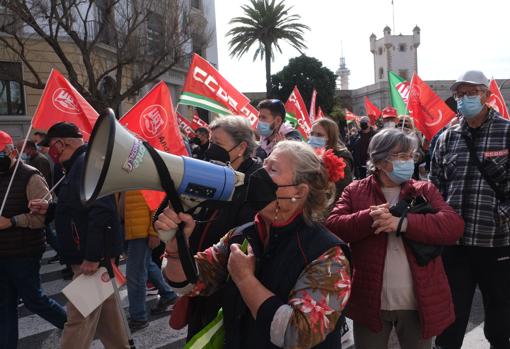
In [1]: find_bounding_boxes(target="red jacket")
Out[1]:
[326,175,464,339]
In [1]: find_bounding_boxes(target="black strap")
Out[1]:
[143,142,198,284]
[395,206,409,237]
[461,134,506,202]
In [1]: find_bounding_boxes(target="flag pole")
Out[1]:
[402,72,416,131]
[0,123,33,217]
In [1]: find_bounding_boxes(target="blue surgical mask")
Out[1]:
[257,121,273,137]
[457,95,483,119]
[21,153,30,161]
[385,159,415,184]
[308,136,327,149]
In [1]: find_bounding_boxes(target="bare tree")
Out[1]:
[0,0,212,112]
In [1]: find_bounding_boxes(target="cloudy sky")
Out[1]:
[214,0,510,92]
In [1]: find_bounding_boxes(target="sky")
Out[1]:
[213,0,510,92]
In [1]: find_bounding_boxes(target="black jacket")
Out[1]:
[186,157,262,339]
[51,144,123,265]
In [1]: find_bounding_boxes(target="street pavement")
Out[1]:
[18,247,490,349]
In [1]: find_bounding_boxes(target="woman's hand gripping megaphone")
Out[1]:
[155,206,196,250]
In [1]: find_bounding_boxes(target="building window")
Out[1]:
[147,11,164,53]
[379,67,384,80]
[398,69,409,80]
[399,44,407,52]
[191,0,200,9]
[378,47,383,55]
[0,62,25,116]
[96,0,115,45]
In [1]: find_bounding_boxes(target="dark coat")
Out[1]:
[53,145,123,265]
[326,175,464,339]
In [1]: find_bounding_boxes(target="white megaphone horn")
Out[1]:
[81,109,245,242]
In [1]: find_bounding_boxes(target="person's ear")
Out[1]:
[295,183,309,199]
[238,141,247,157]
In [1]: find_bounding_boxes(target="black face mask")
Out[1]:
[0,155,12,173]
[360,122,369,130]
[245,168,278,211]
[205,143,239,165]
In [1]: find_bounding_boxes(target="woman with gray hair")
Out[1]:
[156,141,352,348]
[326,128,464,349]
[165,115,262,339]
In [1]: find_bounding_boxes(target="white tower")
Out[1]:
[370,25,420,83]
[336,44,350,90]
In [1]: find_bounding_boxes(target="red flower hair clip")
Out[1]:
[322,149,346,183]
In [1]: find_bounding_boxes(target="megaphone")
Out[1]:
[81,109,245,240]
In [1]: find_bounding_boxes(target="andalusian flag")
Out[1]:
[388,71,410,115]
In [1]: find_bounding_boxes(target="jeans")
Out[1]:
[126,238,176,321]
[0,256,67,349]
[435,245,510,349]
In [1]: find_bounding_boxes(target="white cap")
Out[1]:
[450,70,489,91]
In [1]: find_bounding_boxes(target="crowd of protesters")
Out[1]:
[0,69,509,349]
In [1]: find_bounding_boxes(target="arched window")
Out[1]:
[379,68,384,80]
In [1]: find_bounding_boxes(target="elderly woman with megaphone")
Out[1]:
[156,140,352,349]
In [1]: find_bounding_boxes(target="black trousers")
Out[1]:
[435,245,510,349]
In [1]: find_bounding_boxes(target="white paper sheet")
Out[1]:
[62,267,114,318]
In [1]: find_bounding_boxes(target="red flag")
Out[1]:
[317,106,325,120]
[32,69,98,139]
[309,89,317,123]
[285,86,311,139]
[364,96,381,125]
[344,109,359,123]
[192,113,209,130]
[177,113,196,139]
[488,79,509,119]
[120,81,188,210]
[179,54,258,127]
[408,73,456,140]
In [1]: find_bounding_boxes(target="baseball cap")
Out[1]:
[0,130,13,152]
[450,70,489,91]
[38,122,83,147]
[382,106,397,118]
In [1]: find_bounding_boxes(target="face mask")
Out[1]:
[360,122,369,130]
[308,136,327,149]
[246,168,278,211]
[257,121,273,137]
[48,142,63,164]
[384,121,396,129]
[21,153,30,161]
[205,143,238,165]
[457,95,483,119]
[385,159,415,184]
[0,154,12,172]
[191,137,201,145]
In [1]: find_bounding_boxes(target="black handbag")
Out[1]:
[390,196,443,266]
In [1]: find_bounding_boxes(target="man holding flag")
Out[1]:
[431,71,510,349]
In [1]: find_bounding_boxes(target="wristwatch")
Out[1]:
[10,216,16,228]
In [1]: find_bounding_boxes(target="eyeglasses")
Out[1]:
[453,89,484,100]
[389,152,414,161]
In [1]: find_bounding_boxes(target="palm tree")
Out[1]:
[227,0,310,98]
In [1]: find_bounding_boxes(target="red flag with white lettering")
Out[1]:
[192,113,209,130]
[309,89,317,123]
[364,96,381,125]
[177,113,196,139]
[317,106,325,120]
[32,69,98,139]
[285,86,311,139]
[179,54,258,127]
[120,81,188,210]
[488,79,509,119]
[408,73,455,140]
